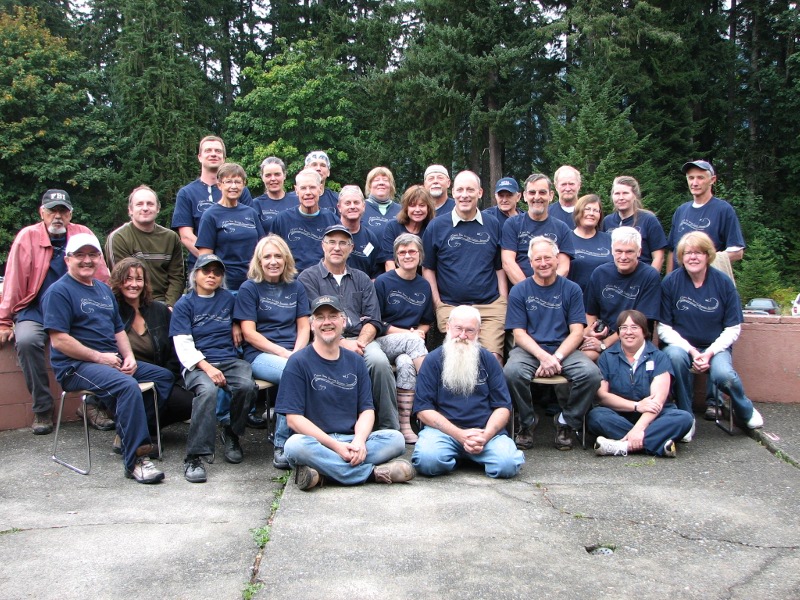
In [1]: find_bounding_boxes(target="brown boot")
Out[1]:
[396,388,418,444]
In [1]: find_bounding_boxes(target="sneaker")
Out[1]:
[514,428,534,450]
[31,411,53,435]
[594,436,628,456]
[553,414,574,451]
[704,405,718,421]
[746,408,764,429]
[125,457,165,484]
[680,418,696,443]
[373,459,416,484]
[295,465,321,491]
[663,439,677,458]
[220,426,243,464]
[77,403,115,431]
[184,456,207,483]
[272,447,290,470]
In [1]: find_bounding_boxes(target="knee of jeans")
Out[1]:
[486,456,521,479]
[411,449,451,476]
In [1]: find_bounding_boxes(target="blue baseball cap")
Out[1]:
[681,160,715,176]
[495,177,520,194]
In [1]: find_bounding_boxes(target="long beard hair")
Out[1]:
[441,334,481,396]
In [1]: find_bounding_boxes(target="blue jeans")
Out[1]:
[61,361,173,471]
[183,359,256,457]
[587,404,694,455]
[283,430,406,485]
[662,346,754,421]
[411,426,524,479]
[504,346,602,431]
[250,352,291,448]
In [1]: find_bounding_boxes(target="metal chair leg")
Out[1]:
[51,391,92,475]
[713,381,736,435]
[137,382,161,460]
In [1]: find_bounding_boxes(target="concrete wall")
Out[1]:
[2,315,799,431]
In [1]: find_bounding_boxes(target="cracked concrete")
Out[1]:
[0,402,798,599]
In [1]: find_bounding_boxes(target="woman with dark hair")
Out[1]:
[602,176,668,273]
[587,309,694,458]
[109,257,193,451]
[381,185,435,270]
[568,194,613,295]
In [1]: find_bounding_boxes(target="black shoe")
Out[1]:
[246,413,268,429]
[220,426,243,464]
[31,411,53,435]
[184,456,207,483]
[554,414,574,451]
[273,447,290,470]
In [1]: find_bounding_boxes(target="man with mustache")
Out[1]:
[411,305,524,479]
[0,190,110,435]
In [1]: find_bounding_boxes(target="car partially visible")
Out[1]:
[791,293,800,317]
[743,298,780,315]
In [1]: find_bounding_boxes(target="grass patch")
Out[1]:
[623,458,656,467]
[242,582,264,600]
[0,528,22,535]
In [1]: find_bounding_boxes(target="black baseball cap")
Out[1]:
[194,254,225,272]
[311,295,345,314]
[41,189,73,211]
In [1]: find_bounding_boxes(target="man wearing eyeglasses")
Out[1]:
[503,237,601,451]
[0,190,110,435]
[42,233,173,483]
[269,169,338,272]
[298,225,399,431]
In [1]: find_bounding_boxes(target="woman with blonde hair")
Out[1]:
[363,166,401,239]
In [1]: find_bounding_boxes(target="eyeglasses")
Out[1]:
[397,249,419,257]
[220,179,244,186]
[450,325,478,337]
[314,314,343,323]
[684,250,706,257]
[200,266,224,276]
[323,240,352,248]
[69,252,101,260]
[618,325,642,333]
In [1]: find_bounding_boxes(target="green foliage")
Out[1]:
[241,582,264,600]
[0,6,116,261]
[735,236,783,304]
[250,525,270,548]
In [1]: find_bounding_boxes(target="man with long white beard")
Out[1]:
[411,305,524,478]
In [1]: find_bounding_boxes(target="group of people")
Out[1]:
[0,134,764,490]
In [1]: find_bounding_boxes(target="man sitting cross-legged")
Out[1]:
[276,295,415,491]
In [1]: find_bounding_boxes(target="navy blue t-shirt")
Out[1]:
[434,197,455,218]
[284,189,339,214]
[363,200,401,241]
[170,289,238,364]
[17,236,67,324]
[171,179,254,270]
[501,214,575,277]
[42,275,124,381]
[422,213,502,305]
[233,279,310,363]
[505,276,586,354]
[660,267,742,349]
[667,197,746,266]
[568,231,613,296]
[374,270,434,329]
[347,226,384,279]
[195,203,266,291]
[252,194,299,231]
[275,345,373,434]
[602,211,668,266]
[481,206,516,227]
[268,207,338,273]
[413,346,512,429]
[380,220,427,265]
[585,262,661,329]
[548,202,576,227]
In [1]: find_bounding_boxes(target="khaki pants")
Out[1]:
[435,296,508,357]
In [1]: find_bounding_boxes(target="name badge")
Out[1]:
[646,360,655,371]
[363,242,374,256]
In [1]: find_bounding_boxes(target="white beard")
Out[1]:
[441,335,481,396]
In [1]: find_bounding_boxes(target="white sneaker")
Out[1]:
[746,408,764,429]
[125,457,165,484]
[680,418,696,443]
[594,436,628,456]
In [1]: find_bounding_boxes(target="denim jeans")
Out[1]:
[504,346,602,431]
[250,352,290,448]
[14,320,56,414]
[411,426,524,479]
[283,430,406,485]
[587,404,694,455]
[183,359,256,457]
[662,346,754,421]
[61,361,173,471]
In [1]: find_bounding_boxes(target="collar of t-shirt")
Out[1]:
[629,343,646,373]
[368,195,393,215]
[451,209,483,226]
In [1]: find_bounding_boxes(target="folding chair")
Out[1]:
[254,379,275,440]
[532,374,588,450]
[51,382,160,475]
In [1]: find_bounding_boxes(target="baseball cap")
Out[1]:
[311,295,345,314]
[305,151,331,167]
[495,177,520,194]
[681,160,715,176]
[323,224,353,239]
[41,189,73,211]
[424,165,449,180]
[65,233,102,255]
[194,254,226,272]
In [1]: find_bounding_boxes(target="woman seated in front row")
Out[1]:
[109,258,193,454]
[234,235,310,470]
[588,309,694,458]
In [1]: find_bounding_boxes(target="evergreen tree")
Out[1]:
[735,236,783,304]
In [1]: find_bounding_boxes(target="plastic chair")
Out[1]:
[51,382,159,475]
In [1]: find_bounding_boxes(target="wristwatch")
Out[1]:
[599,342,607,352]
[554,351,564,362]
